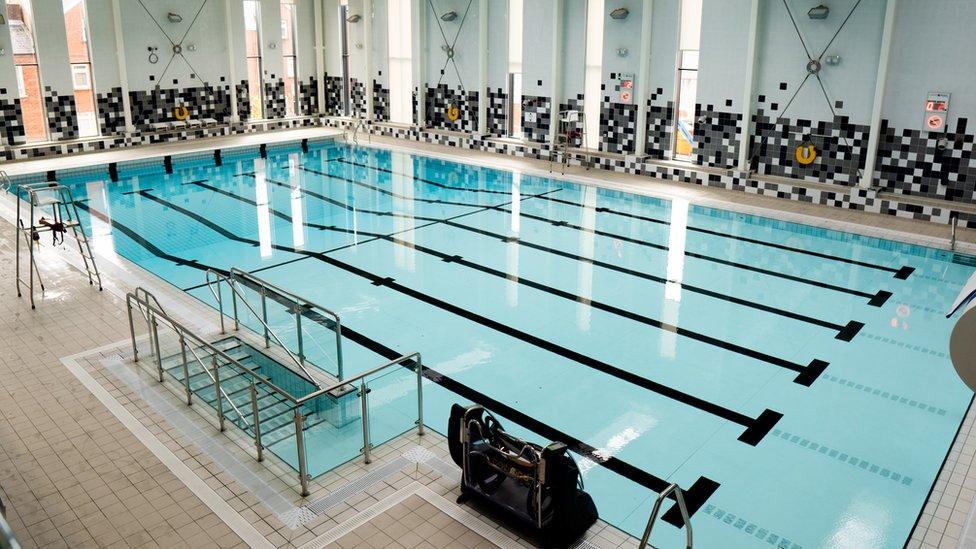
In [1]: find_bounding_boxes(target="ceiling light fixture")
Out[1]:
[609,7,630,20]
[346,13,362,23]
[441,10,458,22]
[807,4,829,19]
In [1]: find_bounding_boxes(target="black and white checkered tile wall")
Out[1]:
[521,95,551,143]
[485,87,507,136]
[372,80,390,122]
[694,102,742,169]
[646,93,673,159]
[235,80,251,122]
[0,91,27,147]
[324,74,343,116]
[96,87,126,135]
[44,89,79,141]
[750,109,870,185]
[351,79,367,118]
[424,84,478,132]
[874,118,976,203]
[128,82,233,128]
[264,78,287,119]
[299,76,319,117]
[599,97,636,154]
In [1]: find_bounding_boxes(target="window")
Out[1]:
[244,0,265,119]
[15,66,26,97]
[387,0,412,124]
[507,0,523,138]
[71,64,91,89]
[281,0,299,117]
[673,0,702,161]
[7,0,47,142]
[63,0,98,137]
[582,0,605,150]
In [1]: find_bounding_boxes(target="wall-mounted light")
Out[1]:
[610,7,630,20]
[824,54,841,65]
[808,4,829,19]
[269,42,278,49]
[167,12,183,23]
[441,11,458,21]
[616,47,629,57]
[346,13,362,23]
[187,44,197,52]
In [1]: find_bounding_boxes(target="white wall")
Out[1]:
[753,0,884,124]
[520,0,552,98]
[697,0,749,109]
[424,0,480,90]
[0,0,17,96]
[601,0,642,89]
[485,0,507,91]
[647,0,678,104]
[560,0,586,100]
[882,0,976,131]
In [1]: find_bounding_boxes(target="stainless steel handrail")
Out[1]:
[638,483,693,549]
[127,288,251,428]
[0,501,20,549]
[204,269,323,388]
[229,267,345,380]
[0,171,11,193]
[951,211,959,251]
[126,288,424,497]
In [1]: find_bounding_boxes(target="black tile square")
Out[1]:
[771,102,779,111]
[725,99,733,107]
[835,100,844,109]
[779,82,788,90]
[758,94,766,103]
[537,80,543,86]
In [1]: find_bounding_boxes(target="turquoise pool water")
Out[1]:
[40,139,975,547]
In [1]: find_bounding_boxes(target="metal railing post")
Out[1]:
[335,320,344,381]
[295,408,309,497]
[126,298,139,362]
[212,355,225,432]
[151,317,164,383]
[950,211,959,251]
[294,303,305,365]
[360,380,371,464]
[416,355,424,436]
[180,337,192,405]
[216,279,225,334]
[260,286,270,348]
[231,281,240,330]
[638,484,693,549]
[250,381,263,462]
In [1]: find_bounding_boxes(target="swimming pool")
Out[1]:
[32,139,975,547]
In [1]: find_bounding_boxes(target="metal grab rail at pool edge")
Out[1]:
[638,482,693,549]
[128,287,251,429]
[125,287,424,496]
[0,171,10,193]
[204,269,328,388]
[216,267,344,381]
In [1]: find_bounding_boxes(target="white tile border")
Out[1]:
[59,342,275,549]
[296,482,529,549]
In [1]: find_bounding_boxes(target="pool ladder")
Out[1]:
[638,483,693,549]
[14,181,102,308]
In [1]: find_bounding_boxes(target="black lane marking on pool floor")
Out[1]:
[72,202,719,527]
[230,278,719,528]
[178,180,559,292]
[337,157,916,279]
[173,184,836,380]
[73,201,218,272]
[257,176,863,343]
[300,165,893,308]
[134,190,783,444]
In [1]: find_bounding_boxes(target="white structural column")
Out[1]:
[413,0,426,127]
[314,0,326,114]
[477,0,488,135]
[548,0,564,145]
[224,0,239,122]
[736,0,760,172]
[859,0,898,189]
[633,0,654,156]
[111,0,134,133]
[363,0,374,119]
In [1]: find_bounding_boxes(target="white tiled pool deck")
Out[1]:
[1,128,975,549]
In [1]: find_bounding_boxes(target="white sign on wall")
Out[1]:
[923,92,950,132]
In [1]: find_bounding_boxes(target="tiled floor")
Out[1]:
[0,130,974,549]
